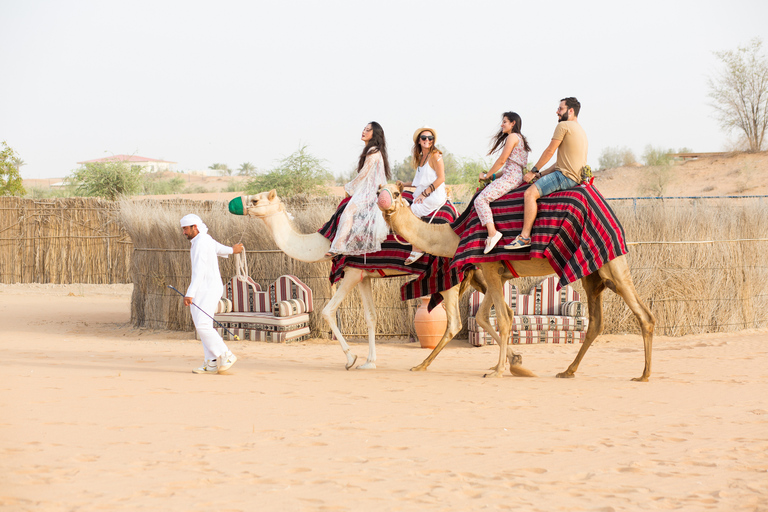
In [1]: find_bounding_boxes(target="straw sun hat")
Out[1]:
[412,126,437,144]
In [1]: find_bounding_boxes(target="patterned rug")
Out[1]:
[317,192,463,301]
[451,183,628,289]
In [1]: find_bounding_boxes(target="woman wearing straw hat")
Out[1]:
[402,126,446,265]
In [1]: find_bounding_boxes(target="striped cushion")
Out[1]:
[214,311,310,332]
[225,276,269,313]
[215,298,233,314]
[269,275,313,313]
[467,315,589,333]
[217,326,311,343]
[469,329,586,346]
[560,301,586,317]
[519,276,580,315]
[273,299,307,317]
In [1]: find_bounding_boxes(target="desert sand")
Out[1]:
[2,283,767,511]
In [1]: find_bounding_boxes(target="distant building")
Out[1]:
[76,155,177,173]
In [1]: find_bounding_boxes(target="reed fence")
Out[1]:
[2,195,766,338]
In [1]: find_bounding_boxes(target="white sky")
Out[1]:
[2,0,767,179]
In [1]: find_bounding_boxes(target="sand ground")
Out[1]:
[2,284,767,511]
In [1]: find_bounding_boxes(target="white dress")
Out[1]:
[330,150,389,255]
[410,156,447,218]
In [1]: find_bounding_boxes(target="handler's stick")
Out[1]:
[167,285,240,340]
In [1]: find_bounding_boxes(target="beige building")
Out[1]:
[76,155,177,173]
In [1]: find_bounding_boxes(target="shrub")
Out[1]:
[246,145,332,196]
[642,145,674,166]
[67,161,143,200]
[0,141,26,196]
[598,146,637,170]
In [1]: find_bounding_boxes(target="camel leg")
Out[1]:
[411,284,464,371]
[321,269,364,370]
[356,276,378,369]
[600,257,656,381]
[557,272,605,379]
[482,265,512,378]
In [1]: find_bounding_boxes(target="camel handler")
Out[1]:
[506,96,588,250]
[180,214,244,374]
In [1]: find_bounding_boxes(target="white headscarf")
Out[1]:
[180,214,208,235]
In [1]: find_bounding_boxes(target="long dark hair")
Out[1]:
[488,111,531,155]
[358,121,391,180]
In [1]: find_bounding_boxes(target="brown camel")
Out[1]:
[377,182,656,381]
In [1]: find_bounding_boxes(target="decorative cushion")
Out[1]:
[218,326,311,343]
[226,276,268,313]
[469,281,518,316]
[469,329,586,346]
[273,299,307,317]
[560,300,586,317]
[215,298,233,314]
[467,314,589,333]
[214,311,310,332]
[269,275,314,313]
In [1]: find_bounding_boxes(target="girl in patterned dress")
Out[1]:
[327,122,391,257]
[474,111,531,254]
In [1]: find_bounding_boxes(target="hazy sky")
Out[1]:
[2,0,767,179]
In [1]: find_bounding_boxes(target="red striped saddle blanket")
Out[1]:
[451,183,628,289]
[317,192,463,301]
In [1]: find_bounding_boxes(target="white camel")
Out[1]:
[377,182,656,381]
[228,190,483,370]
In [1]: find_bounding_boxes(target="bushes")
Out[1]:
[598,146,637,170]
[246,145,332,196]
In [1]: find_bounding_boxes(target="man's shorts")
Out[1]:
[534,170,578,197]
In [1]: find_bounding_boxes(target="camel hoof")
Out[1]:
[357,361,376,370]
[507,353,523,366]
[483,370,504,379]
[631,376,649,382]
[410,364,428,372]
[556,372,575,379]
[345,354,358,370]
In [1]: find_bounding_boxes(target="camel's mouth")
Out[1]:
[377,188,393,211]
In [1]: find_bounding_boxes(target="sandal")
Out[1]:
[483,232,503,254]
[504,235,531,250]
[404,251,424,265]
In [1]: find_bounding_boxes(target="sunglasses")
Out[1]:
[420,135,434,141]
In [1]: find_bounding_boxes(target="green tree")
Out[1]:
[238,162,256,176]
[389,156,416,183]
[0,141,27,196]
[642,145,674,166]
[708,38,768,152]
[67,160,143,200]
[598,146,637,170]
[209,163,232,176]
[246,145,333,196]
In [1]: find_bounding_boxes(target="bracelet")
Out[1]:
[491,173,496,180]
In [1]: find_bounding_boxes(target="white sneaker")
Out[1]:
[192,359,218,374]
[217,351,238,373]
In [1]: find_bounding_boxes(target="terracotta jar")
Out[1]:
[413,297,447,349]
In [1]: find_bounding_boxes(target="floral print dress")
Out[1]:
[330,149,389,255]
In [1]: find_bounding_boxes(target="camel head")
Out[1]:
[228,190,284,218]
[376,181,408,223]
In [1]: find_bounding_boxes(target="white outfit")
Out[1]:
[330,150,389,255]
[410,157,447,218]
[185,225,233,361]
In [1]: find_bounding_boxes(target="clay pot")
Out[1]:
[413,297,447,349]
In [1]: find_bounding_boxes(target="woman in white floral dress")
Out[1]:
[327,122,391,256]
[474,111,531,253]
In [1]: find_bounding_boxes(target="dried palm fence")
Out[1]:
[0,197,131,284]
[2,195,765,338]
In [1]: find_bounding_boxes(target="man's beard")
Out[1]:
[558,111,570,122]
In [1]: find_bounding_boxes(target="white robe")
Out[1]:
[186,233,233,360]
